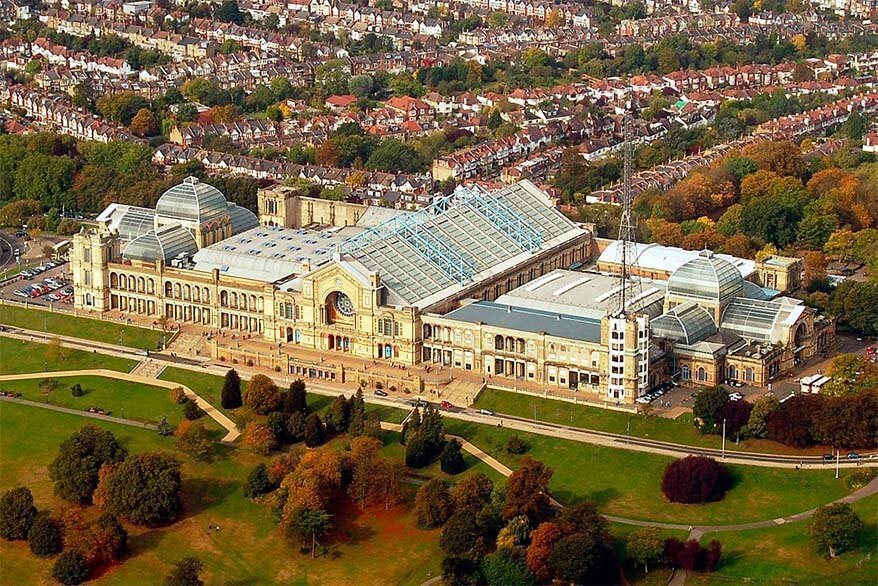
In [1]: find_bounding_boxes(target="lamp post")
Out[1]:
[722,418,727,461]
[835,448,840,480]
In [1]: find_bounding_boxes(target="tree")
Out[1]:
[526,521,562,583]
[129,108,158,137]
[0,487,37,540]
[97,92,149,125]
[214,0,243,23]
[348,75,374,99]
[221,369,242,409]
[243,422,277,455]
[325,394,350,433]
[303,413,325,448]
[50,425,127,504]
[440,510,483,559]
[28,516,63,557]
[287,508,332,558]
[267,411,289,444]
[842,111,865,140]
[692,386,729,433]
[365,139,425,173]
[503,458,553,525]
[809,503,863,558]
[558,502,608,541]
[287,412,306,443]
[481,547,536,586]
[451,473,494,513]
[285,380,307,414]
[183,400,204,421]
[174,420,214,461]
[823,354,878,396]
[93,513,127,564]
[767,395,821,447]
[626,527,664,573]
[414,479,453,529]
[746,395,779,439]
[244,374,281,415]
[244,463,275,498]
[103,452,182,527]
[440,439,466,475]
[348,389,366,437]
[720,400,753,439]
[52,551,89,585]
[164,556,204,586]
[661,456,730,504]
[549,533,604,584]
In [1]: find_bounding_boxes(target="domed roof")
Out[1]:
[667,250,744,303]
[155,177,229,223]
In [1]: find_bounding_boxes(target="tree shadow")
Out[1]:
[180,476,241,518]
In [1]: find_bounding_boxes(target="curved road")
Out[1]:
[2,326,876,469]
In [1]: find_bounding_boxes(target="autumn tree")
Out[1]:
[626,527,664,572]
[164,556,204,586]
[526,521,562,583]
[49,425,128,504]
[221,369,242,409]
[549,533,604,584]
[746,394,779,439]
[129,108,158,137]
[244,374,281,414]
[243,422,277,455]
[767,395,822,447]
[451,473,494,513]
[174,420,215,461]
[414,479,453,529]
[503,458,553,524]
[0,487,37,540]
[809,503,863,558]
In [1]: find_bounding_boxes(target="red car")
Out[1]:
[440,400,454,410]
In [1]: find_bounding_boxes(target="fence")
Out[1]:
[488,381,639,414]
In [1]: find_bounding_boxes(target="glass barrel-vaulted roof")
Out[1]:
[228,203,259,235]
[667,250,744,303]
[123,224,198,263]
[650,301,717,345]
[155,176,229,223]
[115,207,156,241]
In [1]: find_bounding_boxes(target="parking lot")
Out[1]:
[0,260,73,307]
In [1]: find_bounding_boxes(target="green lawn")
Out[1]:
[0,375,223,434]
[0,400,444,585]
[692,495,878,585]
[444,419,860,526]
[0,304,166,350]
[475,388,815,453]
[0,337,135,375]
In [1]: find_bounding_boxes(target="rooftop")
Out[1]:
[599,241,755,279]
[155,176,230,223]
[443,300,603,344]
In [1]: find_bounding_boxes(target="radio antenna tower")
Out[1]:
[615,114,641,317]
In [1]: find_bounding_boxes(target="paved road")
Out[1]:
[0,395,158,430]
[2,327,876,469]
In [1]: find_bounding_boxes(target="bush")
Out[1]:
[71,383,84,397]
[183,400,204,421]
[170,387,188,404]
[664,538,721,572]
[505,435,528,454]
[52,551,89,585]
[244,463,275,498]
[28,516,63,557]
[661,456,730,504]
[0,487,38,540]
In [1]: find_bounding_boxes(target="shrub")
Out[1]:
[505,435,528,454]
[28,516,63,557]
[375,381,383,390]
[661,456,730,504]
[52,551,89,585]
[71,383,84,397]
[170,387,188,404]
[182,400,204,421]
[0,487,38,540]
[244,463,275,498]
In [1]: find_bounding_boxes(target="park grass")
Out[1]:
[0,401,444,585]
[0,375,224,434]
[444,419,860,526]
[690,495,878,585]
[0,337,135,375]
[0,304,165,350]
[475,388,821,454]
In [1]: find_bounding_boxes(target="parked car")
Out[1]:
[478,409,495,416]
[374,389,388,397]
[440,401,454,410]
[847,452,860,460]
[822,453,835,462]
[45,294,60,302]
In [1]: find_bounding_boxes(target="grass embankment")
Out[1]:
[0,304,166,350]
[0,337,135,375]
[445,419,860,526]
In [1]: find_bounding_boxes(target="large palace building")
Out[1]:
[71,178,834,403]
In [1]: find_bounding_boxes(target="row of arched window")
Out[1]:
[110,272,155,294]
[219,290,263,311]
[164,281,211,303]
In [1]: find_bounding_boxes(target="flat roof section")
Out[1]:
[443,300,603,344]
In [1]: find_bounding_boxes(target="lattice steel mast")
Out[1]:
[615,114,641,316]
